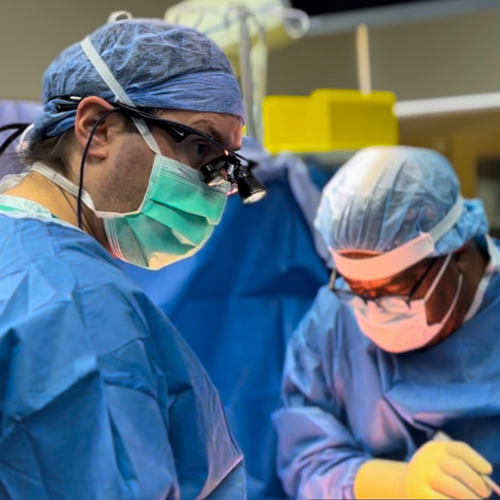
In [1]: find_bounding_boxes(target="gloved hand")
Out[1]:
[354,441,493,499]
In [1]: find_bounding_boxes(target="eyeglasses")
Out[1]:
[329,258,438,307]
[54,96,267,205]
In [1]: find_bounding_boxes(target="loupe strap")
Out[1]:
[0,123,31,158]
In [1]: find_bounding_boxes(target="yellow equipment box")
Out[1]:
[263,89,399,155]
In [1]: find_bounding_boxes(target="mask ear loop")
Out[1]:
[77,108,120,229]
[80,37,161,156]
[424,252,454,301]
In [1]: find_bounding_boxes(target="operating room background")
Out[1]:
[1,0,500,101]
[2,1,500,500]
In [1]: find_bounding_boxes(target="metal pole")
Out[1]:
[356,24,372,95]
[238,5,257,138]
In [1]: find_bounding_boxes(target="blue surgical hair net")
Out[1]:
[315,146,489,256]
[34,19,244,139]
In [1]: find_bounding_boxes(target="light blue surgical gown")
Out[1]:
[0,210,245,500]
[273,238,500,500]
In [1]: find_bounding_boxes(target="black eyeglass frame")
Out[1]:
[54,95,257,186]
[329,257,439,306]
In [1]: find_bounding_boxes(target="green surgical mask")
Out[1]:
[31,158,229,269]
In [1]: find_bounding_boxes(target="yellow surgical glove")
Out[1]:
[354,441,493,500]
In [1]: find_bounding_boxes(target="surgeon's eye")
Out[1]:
[193,142,211,157]
[179,136,223,170]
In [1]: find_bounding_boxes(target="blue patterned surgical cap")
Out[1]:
[34,19,244,139]
[315,146,489,256]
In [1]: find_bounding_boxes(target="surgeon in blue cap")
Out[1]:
[0,19,249,500]
[273,146,500,500]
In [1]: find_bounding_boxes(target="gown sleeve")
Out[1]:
[273,291,372,500]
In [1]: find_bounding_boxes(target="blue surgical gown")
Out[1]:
[0,212,245,500]
[124,169,330,500]
[273,238,500,500]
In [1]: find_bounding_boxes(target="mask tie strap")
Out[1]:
[80,37,161,155]
[31,162,97,211]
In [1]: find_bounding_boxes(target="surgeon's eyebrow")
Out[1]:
[190,119,236,150]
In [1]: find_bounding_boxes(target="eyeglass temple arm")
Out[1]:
[53,97,255,165]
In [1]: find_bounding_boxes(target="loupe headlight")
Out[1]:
[234,163,267,205]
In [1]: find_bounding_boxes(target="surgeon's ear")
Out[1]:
[454,241,474,272]
[73,96,126,161]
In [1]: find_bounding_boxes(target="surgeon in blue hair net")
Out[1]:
[273,146,500,500]
[0,19,250,500]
